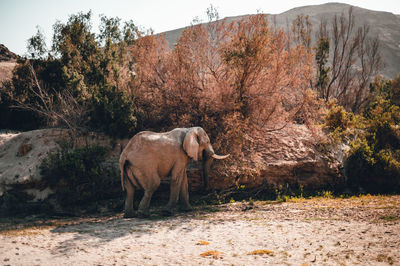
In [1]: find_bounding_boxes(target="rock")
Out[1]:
[0,130,61,198]
[208,124,345,191]
[0,129,126,200]
[17,143,32,157]
[0,44,19,62]
[0,44,19,83]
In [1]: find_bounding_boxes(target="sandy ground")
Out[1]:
[1,195,399,265]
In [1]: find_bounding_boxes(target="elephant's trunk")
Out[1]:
[201,147,230,191]
[201,151,213,191]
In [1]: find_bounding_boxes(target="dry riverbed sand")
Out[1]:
[1,195,399,265]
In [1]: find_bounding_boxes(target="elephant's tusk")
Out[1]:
[211,154,230,159]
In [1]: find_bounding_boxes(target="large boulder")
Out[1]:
[208,124,345,191]
[0,129,127,201]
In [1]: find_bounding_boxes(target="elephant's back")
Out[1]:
[123,132,155,153]
[123,131,181,157]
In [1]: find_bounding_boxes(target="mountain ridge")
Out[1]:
[161,2,400,78]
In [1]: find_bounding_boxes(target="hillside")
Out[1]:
[162,3,400,78]
[0,44,19,83]
[0,44,19,62]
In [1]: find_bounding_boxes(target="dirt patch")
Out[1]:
[0,195,399,265]
[17,143,33,157]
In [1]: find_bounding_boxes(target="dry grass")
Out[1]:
[247,249,274,256]
[380,215,400,221]
[200,250,224,259]
[0,220,60,236]
[0,215,121,236]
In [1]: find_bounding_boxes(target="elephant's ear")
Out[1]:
[183,129,199,161]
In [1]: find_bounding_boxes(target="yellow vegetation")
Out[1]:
[200,250,224,259]
[0,226,53,236]
[247,249,274,256]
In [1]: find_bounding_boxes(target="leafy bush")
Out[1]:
[323,102,366,145]
[344,76,400,193]
[90,86,137,138]
[345,139,375,191]
[324,103,353,132]
[346,139,400,193]
[40,141,120,212]
[1,12,137,137]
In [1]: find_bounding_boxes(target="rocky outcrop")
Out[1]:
[208,124,345,191]
[0,129,127,201]
[0,44,19,62]
[0,125,345,207]
[0,44,19,83]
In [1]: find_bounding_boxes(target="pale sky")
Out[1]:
[0,0,399,56]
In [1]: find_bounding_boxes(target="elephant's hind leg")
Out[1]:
[136,170,160,218]
[123,174,136,218]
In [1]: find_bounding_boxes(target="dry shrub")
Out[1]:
[129,34,170,129]
[130,14,319,186]
[133,15,316,125]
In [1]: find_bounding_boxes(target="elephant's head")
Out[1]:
[183,127,229,190]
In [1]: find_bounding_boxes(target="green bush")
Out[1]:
[1,12,138,138]
[345,140,400,193]
[334,75,400,194]
[89,86,137,138]
[40,141,120,212]
[0,60,48,130]
[344,88,400,193]
[323,102,366,144]
[345,139,375,191]
[324,103,353,132]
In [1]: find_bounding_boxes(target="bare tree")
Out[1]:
[291,14,312,49]
[317,7,382,112]
[11,62,90,132]
[314,19,330,98]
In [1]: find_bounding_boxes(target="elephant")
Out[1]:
[119,127,229,218]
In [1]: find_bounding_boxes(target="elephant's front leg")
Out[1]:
[164,168,184,216]
[179,169,193,212]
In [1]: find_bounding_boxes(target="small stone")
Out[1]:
[17,143,33,157]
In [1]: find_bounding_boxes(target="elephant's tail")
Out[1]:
[120,159,142,191]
